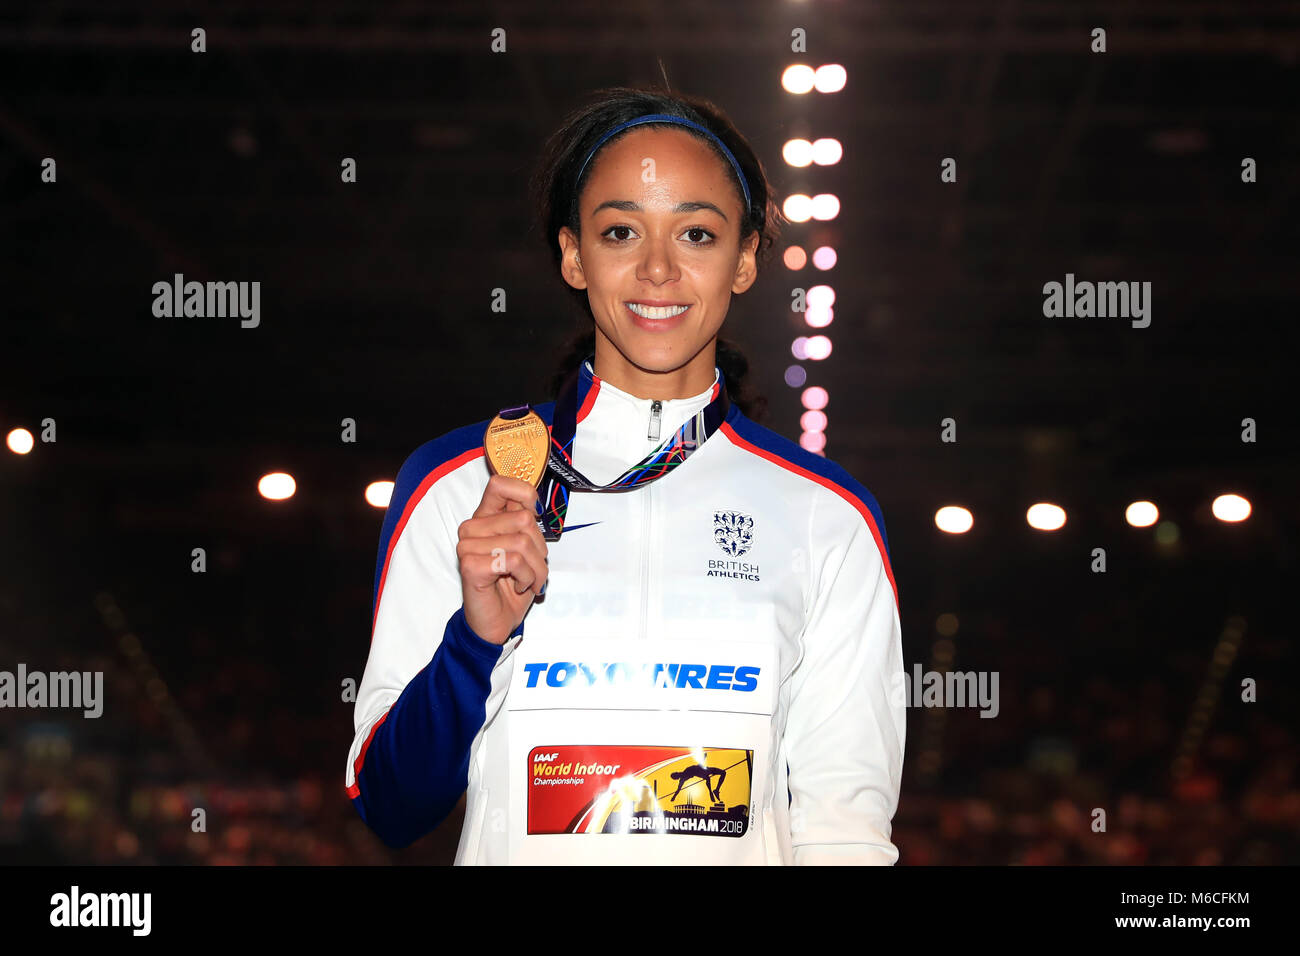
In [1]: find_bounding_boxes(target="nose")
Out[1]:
[636,232,680,283]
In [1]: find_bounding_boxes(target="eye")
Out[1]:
[598,225,717,246]
[681,227,716,246]
[601,225,636,243]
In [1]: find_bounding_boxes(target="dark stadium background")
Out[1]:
[1,0,1296,865]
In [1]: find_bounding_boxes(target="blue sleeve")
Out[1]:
[349,607,522,849]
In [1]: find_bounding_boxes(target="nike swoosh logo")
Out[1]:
[561,521,602,534]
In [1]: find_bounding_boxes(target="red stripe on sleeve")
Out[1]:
[347,710,390,798]
[371,447,484,642]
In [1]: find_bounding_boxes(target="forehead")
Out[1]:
[585,125,732,187]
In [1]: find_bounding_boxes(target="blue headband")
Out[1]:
[574,113,753,214]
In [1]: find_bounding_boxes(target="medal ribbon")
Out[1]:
[508,356,731,541]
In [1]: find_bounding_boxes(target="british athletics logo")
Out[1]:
[521,661,760,691]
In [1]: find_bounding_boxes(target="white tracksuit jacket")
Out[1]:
[346,359,904,864]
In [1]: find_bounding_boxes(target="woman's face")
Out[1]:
[559,126,759,383]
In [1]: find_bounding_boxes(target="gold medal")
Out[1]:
[484,406,550,488]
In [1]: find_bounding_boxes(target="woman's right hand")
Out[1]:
[456,474,550,645]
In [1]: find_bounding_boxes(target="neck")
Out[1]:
[591,333,720,400]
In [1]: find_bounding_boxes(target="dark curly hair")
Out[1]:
[528,84,782,423]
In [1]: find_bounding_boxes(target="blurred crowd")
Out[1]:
[891,706,1297,865]
[0,530,1294,866]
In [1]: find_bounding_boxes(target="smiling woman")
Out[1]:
[345,85,906,867]
[532,88,780,419]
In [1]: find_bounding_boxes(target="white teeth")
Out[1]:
[627,303,689,319]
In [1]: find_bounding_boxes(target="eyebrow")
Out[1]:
[591,199,729,222]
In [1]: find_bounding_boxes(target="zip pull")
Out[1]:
[647,400,662,441]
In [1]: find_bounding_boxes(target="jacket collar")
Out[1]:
[572,357,722,485]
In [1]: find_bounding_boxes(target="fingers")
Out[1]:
[458,550,539,596]
[459,503,542,541]
[459,474,549,599]
[457,531,549,596]
[473,473,541,519]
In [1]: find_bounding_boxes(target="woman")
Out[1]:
[346,86,904,865]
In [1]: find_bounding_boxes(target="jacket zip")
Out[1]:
[647,400,662,441]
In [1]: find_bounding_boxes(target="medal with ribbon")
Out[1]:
[483,356,731,540]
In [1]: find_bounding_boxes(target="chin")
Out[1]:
[598,320,713,373]
[622,349,680,374]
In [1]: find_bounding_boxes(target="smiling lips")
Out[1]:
[626,302,690,318]
[625,301,691,331]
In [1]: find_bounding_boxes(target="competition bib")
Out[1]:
[529,745,754,838]
[499,635,778,864]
